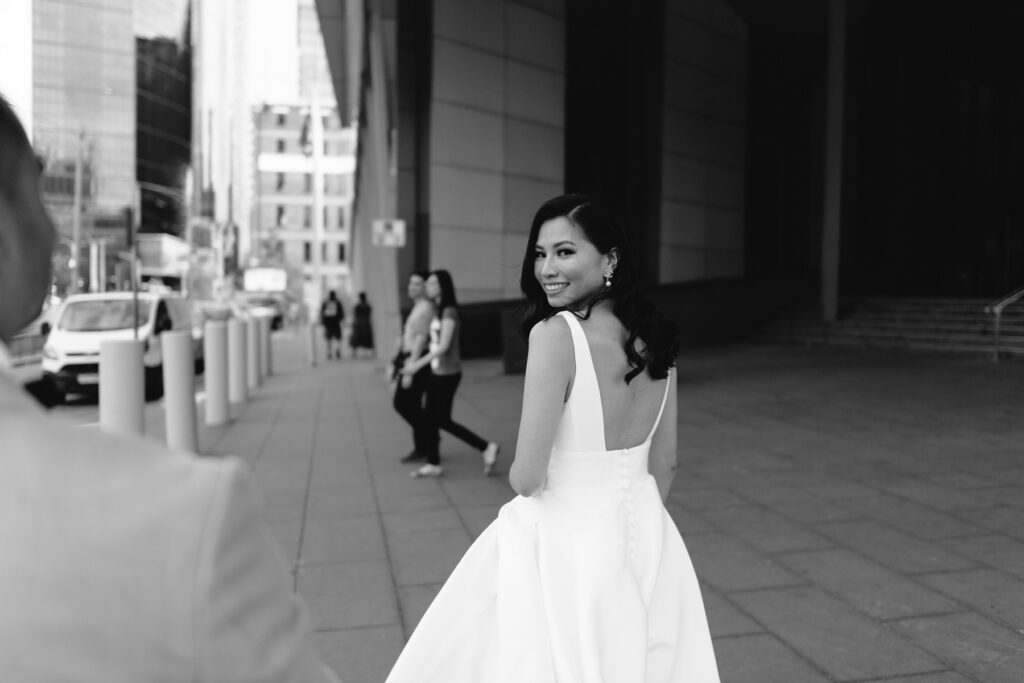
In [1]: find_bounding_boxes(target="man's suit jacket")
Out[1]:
[0,374,338,682]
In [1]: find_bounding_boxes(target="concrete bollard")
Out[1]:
[204,321,229,425]
[227,318,248,404]
[265,317,273,375]
[99,339,145,437]
[161,330,198,453]
[246,316,260,390]
[307,322,318,367]
[258,315,270,378]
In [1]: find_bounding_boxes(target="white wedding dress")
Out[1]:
[386,312,720,682]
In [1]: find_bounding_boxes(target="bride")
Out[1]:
[386,194,720,682]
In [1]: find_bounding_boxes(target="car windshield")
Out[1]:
[58,300,153,332]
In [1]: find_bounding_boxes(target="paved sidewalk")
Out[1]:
[197,331,1024,683]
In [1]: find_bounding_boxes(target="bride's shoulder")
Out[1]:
[532,313,573,344]
[528,314,572,352]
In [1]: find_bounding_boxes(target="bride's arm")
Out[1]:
[648,369,678,502]
[509,316,573,497]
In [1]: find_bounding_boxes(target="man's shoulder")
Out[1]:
[0,404,239,507]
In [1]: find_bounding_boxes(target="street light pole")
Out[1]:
[311,93,324,310]
[70,129,84,294]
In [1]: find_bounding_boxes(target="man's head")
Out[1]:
[0,95,56,343]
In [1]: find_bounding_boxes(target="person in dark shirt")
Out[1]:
[349,291,375,358]
[320,290,344,360]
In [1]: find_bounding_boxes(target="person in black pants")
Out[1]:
[391,271,435,462]
[400,269,499,477]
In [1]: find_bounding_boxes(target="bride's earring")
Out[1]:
[603,270,613,288]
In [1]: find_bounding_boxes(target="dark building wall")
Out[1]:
[741,0,1024,300]
[742,6,826,283]
[565,0,663,287]
[396,0,433,277]
[849,1,1024,298]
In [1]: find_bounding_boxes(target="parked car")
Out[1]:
[236,292,287,329]
[41,291,202,402]
[193,299,247,323]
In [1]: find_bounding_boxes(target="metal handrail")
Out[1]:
[984,285,1024,362]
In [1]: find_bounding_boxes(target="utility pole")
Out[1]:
[311,92,324,308]
[70,129,84,294]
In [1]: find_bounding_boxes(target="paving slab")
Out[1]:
[777,548,961,620]
[386,527,473,587]
[815,520,978,574]
[919,568,1024,630]
[298,560,401,631]
[703,504,834,555]
[732,586,942,680]
[300,516,388,566]
[840,492,986,541]
[315,626,405,683]
[893,613,1024,683]
[686,534,805,593]
[713,634,832,683]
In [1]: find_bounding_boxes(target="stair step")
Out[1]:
[755,297,1024,359]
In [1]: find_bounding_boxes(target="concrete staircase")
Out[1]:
[754,298,1024,360]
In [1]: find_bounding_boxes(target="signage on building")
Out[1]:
[372,219,406,247]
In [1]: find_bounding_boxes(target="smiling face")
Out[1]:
[407,274,425,300]
[533,216,616,311]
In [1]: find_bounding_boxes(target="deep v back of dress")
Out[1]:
[553,311,670,454]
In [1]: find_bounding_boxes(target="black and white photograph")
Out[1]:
[1,0,1023,681]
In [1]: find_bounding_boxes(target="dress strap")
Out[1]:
[556,312,596,389]
[645,367,673,443]
[555,311,606,450]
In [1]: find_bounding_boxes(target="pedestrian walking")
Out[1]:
[0,93,338,683]
[400,269,499,478]
[387,194,719,682]
[320,289,344,360]
[390,271,435,463]
[349,291,375,357]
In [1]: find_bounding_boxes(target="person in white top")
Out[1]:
[400,269,500,477]
[0,92,340,683]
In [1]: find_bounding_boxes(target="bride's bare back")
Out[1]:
[570,308,668,451]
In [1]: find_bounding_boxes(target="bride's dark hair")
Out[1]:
[519,194,679,383]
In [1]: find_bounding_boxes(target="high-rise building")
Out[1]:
[135,0,192,238]
[194,0,252,263]
[253,103,355,300]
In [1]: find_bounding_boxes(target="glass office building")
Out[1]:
[33,0,136,241]
[32,0,192,257]
[136,0,192,237]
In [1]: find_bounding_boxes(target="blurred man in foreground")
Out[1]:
[0,95,339,682]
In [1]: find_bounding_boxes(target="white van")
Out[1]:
[41,292,202,402]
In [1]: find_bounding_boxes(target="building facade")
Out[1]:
[252,103,356,300]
